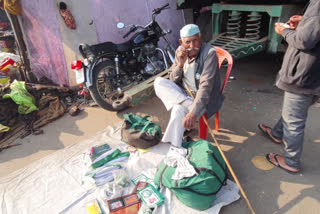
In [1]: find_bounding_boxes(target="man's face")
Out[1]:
[179,33,203,58]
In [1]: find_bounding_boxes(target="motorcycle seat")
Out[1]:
[89,41,131,56]
[79,41,132,58]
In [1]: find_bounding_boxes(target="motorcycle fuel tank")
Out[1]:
[131,29,159,45]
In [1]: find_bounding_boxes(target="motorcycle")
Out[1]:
[71,3,175,111]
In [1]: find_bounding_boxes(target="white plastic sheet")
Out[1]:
[0,125,240,214]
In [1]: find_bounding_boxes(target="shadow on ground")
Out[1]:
[1,53,319,213]
[120,53,320,213]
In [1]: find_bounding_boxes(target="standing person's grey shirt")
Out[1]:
[277,0,320,95]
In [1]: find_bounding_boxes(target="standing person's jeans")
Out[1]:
[271,91,319,170]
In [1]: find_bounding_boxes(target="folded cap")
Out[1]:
[180,24,200,38]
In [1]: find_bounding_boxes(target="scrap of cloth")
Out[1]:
[164,146,198,180]
[0,123,9,132]
[0,125,240,214]
[35,95,67,127]
[0,0,22,15]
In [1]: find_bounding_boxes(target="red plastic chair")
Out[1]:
[199,47,233,139]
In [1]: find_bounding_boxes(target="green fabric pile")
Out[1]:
[3,80,38,114]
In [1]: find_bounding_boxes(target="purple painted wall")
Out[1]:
[20,0,69,86]
[90,0,184,48]
[19,0,184,86]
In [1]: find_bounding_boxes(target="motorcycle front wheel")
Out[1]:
[89,60,131,111]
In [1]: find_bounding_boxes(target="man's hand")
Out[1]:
[183,112,197,130]
[275,23,286,36]
[176,46,188,68]
[289,15,302,30]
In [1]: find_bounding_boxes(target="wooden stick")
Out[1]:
[185,86,256,214]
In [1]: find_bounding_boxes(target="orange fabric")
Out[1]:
[3,0,22,16]
[59,9,76,30]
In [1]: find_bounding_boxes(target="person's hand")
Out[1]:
[275,23,286,36]
[183,112,197,130]
[176,46,188,68]
[289,15,302,30]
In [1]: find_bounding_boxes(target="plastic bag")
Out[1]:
[100,182,124,201]
[3,80,38,114]
[112,169,130,188]
[99,169,130,201]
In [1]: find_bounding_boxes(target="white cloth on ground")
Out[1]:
[164,146,198,180]
[154,77,193,147]
[0,125,240,214]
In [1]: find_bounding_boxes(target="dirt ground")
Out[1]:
[0,53,319,213]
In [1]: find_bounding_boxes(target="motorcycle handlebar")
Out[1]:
[123,31,131,39]
[153,3,169,14]
[123,26,137,39]
[123,3,169,38]
[160,3,169,9]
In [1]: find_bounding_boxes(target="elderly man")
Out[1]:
[258,0,320,173]
[154,24,224,147]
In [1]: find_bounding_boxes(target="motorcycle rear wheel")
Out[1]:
[89,60,131,111]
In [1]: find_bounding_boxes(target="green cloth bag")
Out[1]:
[154,139,227,211]
[121,113,162,149]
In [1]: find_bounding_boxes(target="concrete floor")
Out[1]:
[0,53,319,213]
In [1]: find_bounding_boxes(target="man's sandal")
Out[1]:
[258,124,282,144]
[266,153,300,174]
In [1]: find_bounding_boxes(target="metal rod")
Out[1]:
[184,85,256,214]
[155,48,169,69]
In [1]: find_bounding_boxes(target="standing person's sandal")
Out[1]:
[266,153,300,174]
[258,124,282,144]
[59,2,76,30]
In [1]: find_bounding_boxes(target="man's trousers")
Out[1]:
[154,77,194,147]
[271,91,319,169]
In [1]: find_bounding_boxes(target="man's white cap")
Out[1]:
[180,24,200,38]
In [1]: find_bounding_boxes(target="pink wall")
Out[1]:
[90,0,184,48]
[20,0,69,86]
[20,0,184,86]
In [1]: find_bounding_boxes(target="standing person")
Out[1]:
[258,0,320,173]
[154,24,224,148]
